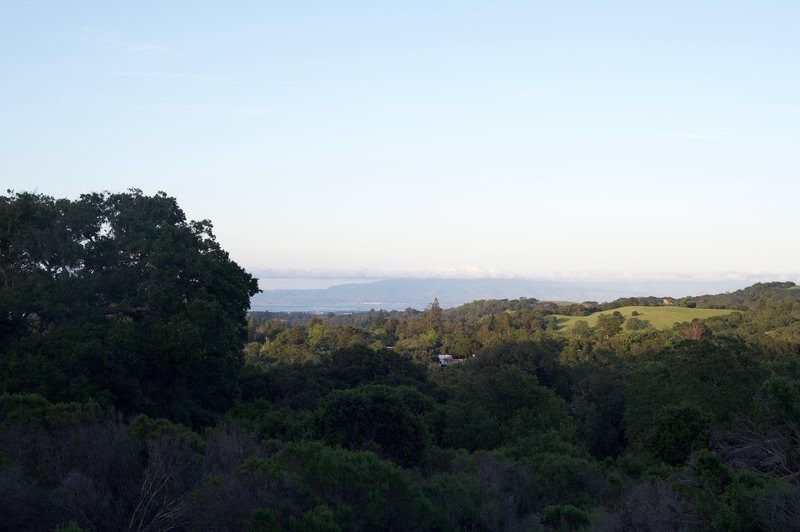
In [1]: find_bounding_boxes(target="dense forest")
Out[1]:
[3,191,800,530]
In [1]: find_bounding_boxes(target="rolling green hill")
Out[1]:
[554,305,736,331]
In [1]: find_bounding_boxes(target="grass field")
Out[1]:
[554,305,737,332]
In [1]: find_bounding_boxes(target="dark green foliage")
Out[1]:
[624,337,766,445]
[686,454,800,530]
[443,297,541,323]
[240,345,433,411]
[227,399,311,442]
[624,316,649,331]
[441,331,480,357]
[596,311,625,337]
[691,449,731,495]
[440,366,573,451]
[313,384,434,466]
[324,345,428,389]
[676,318,712,340]
[463,339,571,397]
[570,320,592,338]
[716,469,800,530]
[247,508,282,532]
[715,365,800,483]
[0,190,259,426]
[183,286,800,528]
[600,296,664,310]
[241,362,334,410]
[521,451,617,511]
[542,504,591,531]
[422,471,493,530]
[234,442,445,531]
[568,367,626,458]
[615,451,665,478]
[0,394,448,531]
[422,447,614,529]
[0,394,205,531]
[646,402,711,465]
[759,370,800,422]
[601,479,702,529]
[678,281,799,311]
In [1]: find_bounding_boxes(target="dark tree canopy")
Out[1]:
[0,189,259,425]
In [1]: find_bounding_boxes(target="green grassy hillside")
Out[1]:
[554,305,736,331]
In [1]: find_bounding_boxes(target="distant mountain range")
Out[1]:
[249,277,755,312]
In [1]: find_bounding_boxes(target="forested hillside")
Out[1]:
[3,191,800,530]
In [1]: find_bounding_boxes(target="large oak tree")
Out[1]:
[0,189,259,425]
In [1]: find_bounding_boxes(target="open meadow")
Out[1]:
[554,305,736,331]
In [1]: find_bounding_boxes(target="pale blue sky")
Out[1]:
[2,2,799,280]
